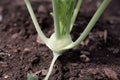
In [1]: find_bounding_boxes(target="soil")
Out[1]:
[0,0,120,80]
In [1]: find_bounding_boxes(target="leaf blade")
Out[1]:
[27,73,37,80]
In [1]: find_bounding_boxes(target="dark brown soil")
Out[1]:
[0,0,120,80]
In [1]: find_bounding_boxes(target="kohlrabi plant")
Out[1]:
[24,0,111,80]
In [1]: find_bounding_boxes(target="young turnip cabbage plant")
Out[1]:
[24,0,111,80]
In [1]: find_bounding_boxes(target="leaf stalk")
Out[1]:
[44,53,60,80]
[25,0,48,43]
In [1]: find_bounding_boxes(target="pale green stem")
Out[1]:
[70,0,83,31]
[44,53,60,80]
[65,0,111,49]
[52,0,60,38]
[24,0,48,43]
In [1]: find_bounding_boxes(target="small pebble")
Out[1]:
[4,74,9,79]
[0,52,5,55]
[103,68,118,80]
[104,30,107,43]
[0,52,10,56]
[80,39,90,46]
[0,6,3,22]
[38,5,47,13]
[107,48,119,54]
[0,14,3,22]
[81,51,90,56]
[11,33,19,39]
[69,77,74,80]
[84,39,90,46]
[80,54,90,62]
[1,62,8,67]
[113,48,119,54]
[36,35,45,44]
[13,48,20,53]
[87,68,99,75]
[23,48,30,54]
[0,6,3,13]
[41,69,48,76]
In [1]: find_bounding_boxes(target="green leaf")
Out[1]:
[27,73,37,80]
[55,0,75,35]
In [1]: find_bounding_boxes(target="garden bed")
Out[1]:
[0,0,120,80]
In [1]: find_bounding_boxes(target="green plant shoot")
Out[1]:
[24,0,111,80]
[27,73,37,80]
